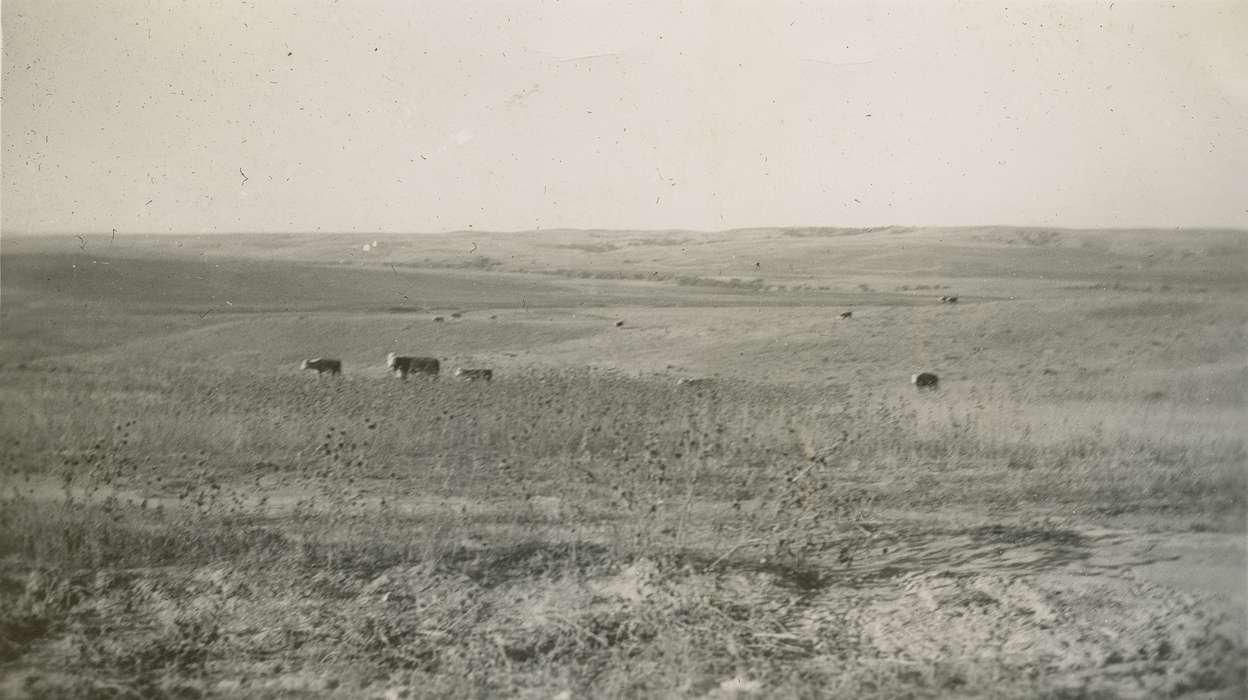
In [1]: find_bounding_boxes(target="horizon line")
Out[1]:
[5,224,1247,239]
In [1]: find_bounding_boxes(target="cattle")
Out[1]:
[911,372,939,390]
[301,358,342,376]
[939,295,959,304]
[433,316,445,322]
[388,353,440,379]
[839,311,853,319]
[615,320,625,327]
[454,368,493,382]
[676,377,713,388]
[450,311,463,319]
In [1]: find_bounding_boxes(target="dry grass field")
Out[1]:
[1,227,1245,698]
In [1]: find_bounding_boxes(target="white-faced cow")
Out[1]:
[454,368,493,382]
[911,372,939,390]
[301,358,342,376]
[388,353,440,379]
[939,295,959,304]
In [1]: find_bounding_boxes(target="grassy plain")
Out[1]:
[1,227,1245,697]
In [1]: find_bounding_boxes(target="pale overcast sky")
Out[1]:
[2,0,1245,235]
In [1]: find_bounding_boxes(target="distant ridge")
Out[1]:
[4,225,1246,240]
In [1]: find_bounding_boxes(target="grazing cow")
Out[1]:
[939,295,959,304]
[301,358,342,376]
[839,311,853,319]
[450,311,463,319]
[615,320,625,327]
[911,372,939,390]
[454,368,493,382]
[433,316,445,322]
[388,353,440,379]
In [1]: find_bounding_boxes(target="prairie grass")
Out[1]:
[2,229,1246,695]
[2,365,1241,515]
[1,364,1242,697]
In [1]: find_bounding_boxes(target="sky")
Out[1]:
[2,0,1245,235]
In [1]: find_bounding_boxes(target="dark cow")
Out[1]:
[939,295,959,304]
[450,311,463,319]
[433,316,445,322]
[839,311,853,319]
[911,372,939,390]
[301,358,342,376]
[615,320,625,327]
[454,368,493,382]
[388,353,439,379]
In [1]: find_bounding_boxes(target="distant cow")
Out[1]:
[454,368,493,382]
[450,311,463,319]
[615,320,625,327]
[301,358,342,376]
[388,353,440,379]
[939,295,959,304]
[839,311,853,319]
[677,377,713,388]
[433,316,445,322]
[911,372,939,390]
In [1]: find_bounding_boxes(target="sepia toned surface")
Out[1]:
[1,228,1245,697]
[3,0,1247,697]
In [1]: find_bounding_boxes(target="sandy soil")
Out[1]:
[8,476,1243,697]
